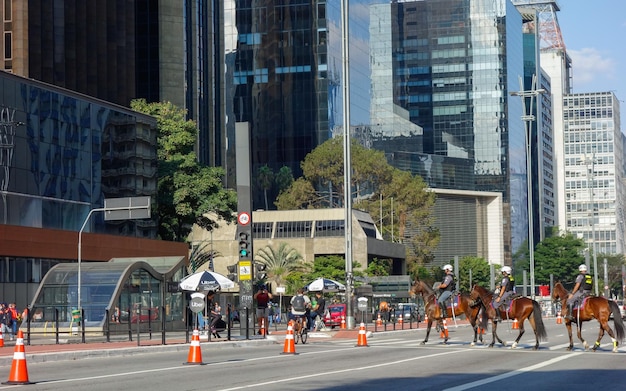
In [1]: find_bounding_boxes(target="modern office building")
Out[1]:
[563,91,625,255]
[0,69,187,309]
[369,0,526,263]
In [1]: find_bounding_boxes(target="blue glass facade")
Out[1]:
[0,71,158,236]
[369,0,525,260]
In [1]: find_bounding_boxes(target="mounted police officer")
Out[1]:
[437,264,455,318]
[565,264,593,320]
[493,266,515,321]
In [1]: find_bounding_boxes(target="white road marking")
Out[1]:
[443,352,583,391]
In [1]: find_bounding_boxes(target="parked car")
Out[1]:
[324,303,347,328]
[393,303,421,322]
[618,300,626,320]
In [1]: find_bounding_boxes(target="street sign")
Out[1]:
[238,212,250,226]
[239,261,252,281]
[189,293,205,313]
[104,196,151,220]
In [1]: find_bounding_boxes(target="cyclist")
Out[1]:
[290,288,311,331]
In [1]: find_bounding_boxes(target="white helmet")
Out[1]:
[501,266,512,274]
[579,264,588,272]
[442,264,453,272]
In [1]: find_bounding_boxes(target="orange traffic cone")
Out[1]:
[260,318,266,336]
[184,329,204,365]
[512,318,519,329]
[340,316,346,329]
[281,323,297,354]
[0,329,4,347]
[2,330,31,385]
[440,319,449,339]
[355,322,369,347]
[376,313,382,327]
[398,314,403,325]
[556,311,563,324]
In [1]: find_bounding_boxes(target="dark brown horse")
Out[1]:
[470,284,547,350]
[552,282,624,352]
[409,280,485,345]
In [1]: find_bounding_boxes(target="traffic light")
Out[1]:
[239,231,251,260]
[226,264,238,282]
[255,263,267,280]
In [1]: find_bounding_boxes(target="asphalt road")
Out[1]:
[1,320,624,390]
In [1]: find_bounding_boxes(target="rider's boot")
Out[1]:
[494,308,502,322]
[440,302,448,318]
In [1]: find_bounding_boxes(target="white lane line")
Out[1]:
[443,352,583,391]
[217,349,471,391]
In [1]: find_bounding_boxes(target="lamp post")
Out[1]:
[510,75,545,299]
[341,0,354,329]
[583,152,599,295]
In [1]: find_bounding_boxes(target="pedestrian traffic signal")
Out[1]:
[239,231,251,259]
[255,263,267,280]
[226,264,238,282]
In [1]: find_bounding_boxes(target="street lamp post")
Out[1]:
[510,75,545,299]
[583,152,599,295]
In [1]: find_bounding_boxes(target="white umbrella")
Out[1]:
[306,277,346,292]
[179,270,235,292]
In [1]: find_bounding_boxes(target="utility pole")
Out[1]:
[510,75,545,298]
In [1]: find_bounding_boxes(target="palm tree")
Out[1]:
[254,242,309,292]
[188,242,220,273]
[257,165,274,210]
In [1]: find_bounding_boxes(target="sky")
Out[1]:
[556,1,625,126]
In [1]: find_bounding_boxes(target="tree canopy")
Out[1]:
[276,137,438,277]
[130,99,237,241]
[519,233,586,286]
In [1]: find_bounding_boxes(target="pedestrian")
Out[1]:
[253,284,273,334]
[309,291,326,331]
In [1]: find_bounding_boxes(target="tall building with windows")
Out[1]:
[563,92,624,255]
[369,0,526,262]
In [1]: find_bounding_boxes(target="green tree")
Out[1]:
[254,242,309,292]
[275,137,438,275]
[188,242,221,273]
[256,165,274,210]
[526,233,586,286]
[130,99,237,241]
[365,258,392,276]
[275,166,294,194]
[596,253,625,298]
[457,256,495,292]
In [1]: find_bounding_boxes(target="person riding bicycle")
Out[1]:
[437,264,455,318]
[565,264,593,320]
[290,288,311,330]
[493,266,515,321]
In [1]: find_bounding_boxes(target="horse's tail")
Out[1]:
[479,308,488,330]
[532,300,548,341]
[609,300,625,341]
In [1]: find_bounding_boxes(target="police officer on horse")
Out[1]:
[437,264,455,318]
[493,266,515,321]
[565,264,593,321]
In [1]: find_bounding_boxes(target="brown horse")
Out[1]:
[409,280,485,345]
[469,284,547,350]
[552,282,624,352]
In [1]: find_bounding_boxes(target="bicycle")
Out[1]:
[291,316,308,344]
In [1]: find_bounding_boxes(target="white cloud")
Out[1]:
[568,48,617,88]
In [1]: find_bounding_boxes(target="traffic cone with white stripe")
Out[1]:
[439,319,449,339]
[355,322,369,347]
[281,322,297,354]
[184,329,204,365]
[376,313,382,327]
[2,330,32,385]
[340,315,346,329]
[0,328,4,347]
[512,318,519,329]
[260,317,266,336]
[556,311,563,324]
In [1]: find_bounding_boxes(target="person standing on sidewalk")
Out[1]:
[253,285,272,334]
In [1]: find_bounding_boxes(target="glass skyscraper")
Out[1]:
[369,0,525,261]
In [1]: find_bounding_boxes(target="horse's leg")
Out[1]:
[511,317,526,349]
[574,320,589,350]
[493,320,506,347]
[593,318,615,352]
[526,313,539,350]
[565,321,575,351]
[421,319,433,345]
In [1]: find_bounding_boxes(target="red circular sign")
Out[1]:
[238,212,250,226]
